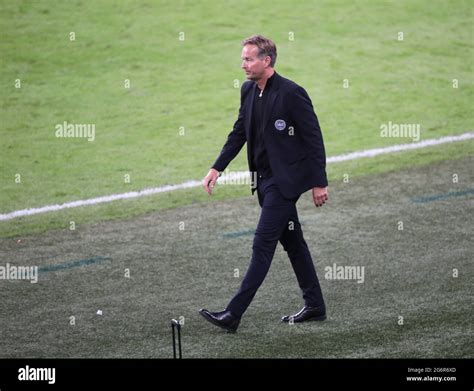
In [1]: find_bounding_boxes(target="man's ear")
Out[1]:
[264,56,271,68]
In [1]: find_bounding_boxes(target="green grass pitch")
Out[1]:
[0,0,472,358]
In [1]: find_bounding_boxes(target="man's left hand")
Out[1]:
[312,187,328,207]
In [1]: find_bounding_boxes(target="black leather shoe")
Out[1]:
[281,305,326,322]
[199,309,241,333]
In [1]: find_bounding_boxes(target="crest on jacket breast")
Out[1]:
[274,119,286,131]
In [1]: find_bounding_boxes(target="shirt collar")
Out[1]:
[256,71,276,91]
[265,71,276,90]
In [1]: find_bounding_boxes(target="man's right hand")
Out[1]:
[203,168,220,195]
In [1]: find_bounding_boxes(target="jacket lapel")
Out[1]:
[262,73,281,133]
[245,83,256,147]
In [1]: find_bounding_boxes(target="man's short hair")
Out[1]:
[242,35,277,67]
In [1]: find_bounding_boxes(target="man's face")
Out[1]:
[241,44,269,81]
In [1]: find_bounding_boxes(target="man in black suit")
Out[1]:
[200,35,328,333]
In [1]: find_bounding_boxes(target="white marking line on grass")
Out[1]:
[1,132,473,221]
[326,132,473,163]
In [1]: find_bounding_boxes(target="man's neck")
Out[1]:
[256,69,275,90]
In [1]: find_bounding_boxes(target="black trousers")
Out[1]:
[226,176,325,318]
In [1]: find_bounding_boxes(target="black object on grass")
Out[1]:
[171,319,182,359]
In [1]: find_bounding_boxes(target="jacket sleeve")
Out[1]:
[290,85,328,187]
[211,82,250,172]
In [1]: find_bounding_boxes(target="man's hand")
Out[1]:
[203,168,220,195]
[312,186,328,207]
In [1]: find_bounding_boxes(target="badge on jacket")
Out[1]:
[274,119,286,131]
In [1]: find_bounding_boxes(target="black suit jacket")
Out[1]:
[212,72,328,199]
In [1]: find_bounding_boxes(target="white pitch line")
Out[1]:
[326,132,473,163]
[1,132,473,221]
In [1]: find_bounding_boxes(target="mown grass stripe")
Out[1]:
[1,132,472,221]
